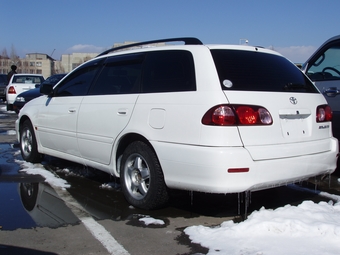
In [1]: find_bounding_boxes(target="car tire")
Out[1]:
[120,141,169,210]
[6,103,13,111]
[20,120,43,163]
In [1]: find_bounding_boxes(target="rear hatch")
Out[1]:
[210,47,333,160]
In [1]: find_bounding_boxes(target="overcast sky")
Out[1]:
[2,0,339,63]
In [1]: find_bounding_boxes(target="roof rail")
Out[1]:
[97,37,203,57]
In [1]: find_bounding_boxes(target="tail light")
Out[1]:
[8,86,16,94]
[202,104,273,126]
[316,105,332,122]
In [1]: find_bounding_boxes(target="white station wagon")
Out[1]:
[16,38,339,209]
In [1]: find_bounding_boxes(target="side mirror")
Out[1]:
[40,83,54,96]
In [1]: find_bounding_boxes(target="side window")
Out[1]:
[55,59,103,97]
[142,50,196,93]
[307,44,340,81]
[89,54,144,95]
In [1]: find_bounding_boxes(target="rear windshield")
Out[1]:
[211,49,318,93]
[13,75,44,84]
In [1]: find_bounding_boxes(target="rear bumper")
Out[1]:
[6,93,16,104]
[153,138,339,193]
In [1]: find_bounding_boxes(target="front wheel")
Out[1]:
[20,120,43,163]
[120,141,169,210]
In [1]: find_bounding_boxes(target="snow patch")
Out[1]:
[185,200,340,255]
[100,182,120,190]
[139,216,165,226]
[6,130,16,135]
[16,160,70,189]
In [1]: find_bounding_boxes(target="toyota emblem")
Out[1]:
[289,97,297,105]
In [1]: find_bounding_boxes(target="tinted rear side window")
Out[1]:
[211,49,318,93]
[142,50,196,93]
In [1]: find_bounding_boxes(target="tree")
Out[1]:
[10,44,20,65]
[1,48,9,58]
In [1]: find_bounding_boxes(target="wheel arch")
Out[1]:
[18,115,32,133]
[18,115,43,163]
[18,115,40,151]
[114,133,158,177]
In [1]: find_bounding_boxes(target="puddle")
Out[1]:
[0,144,80,230]
[0,182,36,230]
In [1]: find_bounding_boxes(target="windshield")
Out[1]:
[305,45,340,81]
[211,49,318,93]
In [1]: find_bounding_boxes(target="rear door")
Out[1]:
[77,54,143,165]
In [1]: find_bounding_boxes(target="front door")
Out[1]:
[37,59,103,157]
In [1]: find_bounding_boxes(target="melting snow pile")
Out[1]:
[185,200,340,255]
[139,216,165,226]
[16,160,70,189]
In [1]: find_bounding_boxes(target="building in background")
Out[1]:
[24,53,55,77]
[60,53,98,73]
[0,52,98,78]
[0,41,164,78]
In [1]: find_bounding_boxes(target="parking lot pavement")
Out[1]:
[0,103,215,254]
[1,101,340,255]
[0,140,227,255]
[0,224,112,255]
[0,104,18,144]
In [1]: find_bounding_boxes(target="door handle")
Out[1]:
[117,108,128,115]
[323,87,340,97]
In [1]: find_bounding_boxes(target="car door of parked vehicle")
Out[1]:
[77,54,143,165]
[303,36,340,138]
[37,59,103,157]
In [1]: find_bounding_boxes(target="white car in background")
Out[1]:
[6,74,44,111]
[16,37,339,210]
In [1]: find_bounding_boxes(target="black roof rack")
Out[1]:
[97,37,203,57]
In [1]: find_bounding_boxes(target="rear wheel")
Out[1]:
[20,120,43,163]
[120,141,169,210]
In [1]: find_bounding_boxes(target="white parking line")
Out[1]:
[81,217,130,255]
[53,186,130,255]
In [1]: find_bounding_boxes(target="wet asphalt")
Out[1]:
[1,101,340,255]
